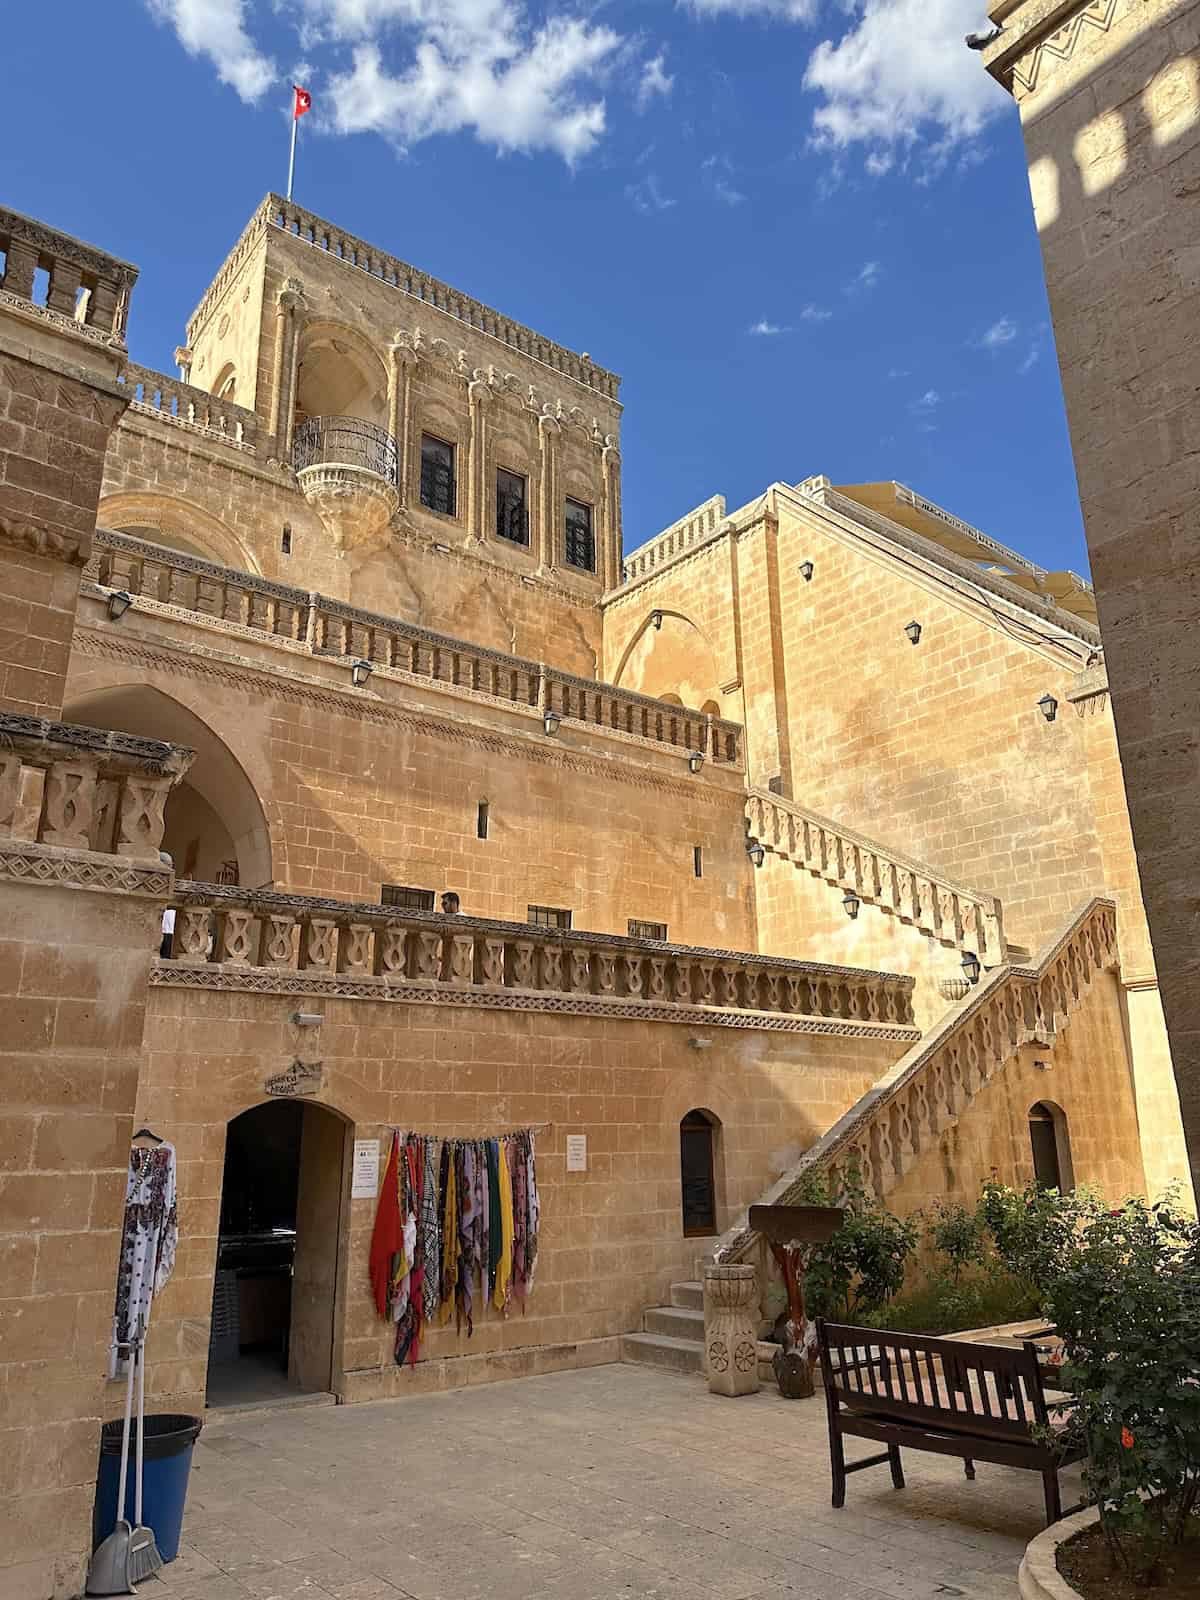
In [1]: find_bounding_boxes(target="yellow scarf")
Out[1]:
[493,1142,514,1312]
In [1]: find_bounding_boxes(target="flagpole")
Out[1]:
[287,110,298,201]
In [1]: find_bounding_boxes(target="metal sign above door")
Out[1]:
[264,1060,323,1097]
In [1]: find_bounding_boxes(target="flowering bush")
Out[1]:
[793,1167,918,1322]
[1029,1193,1200,1584]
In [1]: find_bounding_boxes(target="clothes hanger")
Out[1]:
[132,1127,164,1145]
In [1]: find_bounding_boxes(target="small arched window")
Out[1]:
[700,700,720,719]
[680,1110,721,1236]
[1029,1101,1074,1192]
[213,363,237,401]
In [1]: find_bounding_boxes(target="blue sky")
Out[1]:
[3,0,1088,575]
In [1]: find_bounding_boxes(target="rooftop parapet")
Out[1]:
[0,204,137,344]
[186,194,621,404]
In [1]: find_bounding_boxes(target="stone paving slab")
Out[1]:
[143,1365,1082,1600]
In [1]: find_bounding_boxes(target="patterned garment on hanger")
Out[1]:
[108,1142,178,1377]
[420,1137,440,1323]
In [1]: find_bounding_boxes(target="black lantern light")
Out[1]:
[905,620,922,645]
[350,659,374,688]
[543,708,561,736]
[1038,694,1058,723]
[842,889,861,919]
[961,950,981,984]
[687,750,704,774]
[799,560,814,582]
[106,590,133,621]
[745,837,766,868]
[651,609,664,630]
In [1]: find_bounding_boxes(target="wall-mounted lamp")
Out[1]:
[842,889,861,920]
[291,1011,324,1027]
[904,620,922,646]
[543,708,561,736]
[688,1037,713,1051]
[651,609,664,630]
[1033,1059,1052,1072]
[1038,694,1058,723]
[745,837,766,868]
[799,560,814,583]
[687,750,705,774]
[961,950,981,985]
[350,659,374,688]
[433,541,452,554]
[107,590,133,621]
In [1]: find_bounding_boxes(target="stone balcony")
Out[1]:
[292,414,400,555]
[156,880,919,1035]
[82,529,745,769]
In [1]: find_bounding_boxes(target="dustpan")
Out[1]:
[86,1340,137,1595]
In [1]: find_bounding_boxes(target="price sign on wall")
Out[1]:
[565,1134,587,1173]
[351,1138,381,1198]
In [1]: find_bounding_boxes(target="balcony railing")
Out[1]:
[119,362,258,449]
[293,415,398,483]
[86,530,745,766]
[156,882,918,1030]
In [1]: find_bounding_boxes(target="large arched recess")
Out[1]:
[98,491,261,575]
[613,609,723,711]
[294,319,389,428]
[65,684,275,889]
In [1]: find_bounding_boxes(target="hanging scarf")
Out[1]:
[109,1142,178,1377]
[486,1140,502,1299]
[420,1137,440,1324]
[394,1138,425,1366]
[369,1133,403,1320]
[456,1143,474,1335]
[439,1140,458,1325]
[511,1137,528,1305]
[525,1133,540,1293]
[493,1137,514,1313]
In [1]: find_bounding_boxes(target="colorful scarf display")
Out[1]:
[368,1129,539,1367]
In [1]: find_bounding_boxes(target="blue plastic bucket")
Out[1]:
[93,1413,202,1563]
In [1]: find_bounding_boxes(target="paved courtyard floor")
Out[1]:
[149,1364,1081,1600]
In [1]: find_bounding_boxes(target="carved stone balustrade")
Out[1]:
[118,361,259,449]
[714,898,1118,1264]
[84,530,744,766]
[0,712,194,860]
[0,203,137,342]
[746,787,1006,963]
[155,881,919,1035]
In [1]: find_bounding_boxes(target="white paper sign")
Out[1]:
[565,1134,588,1173]
[352,1138,382,1198]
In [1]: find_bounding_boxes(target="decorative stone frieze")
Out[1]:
[703,1265,761,1397]
[0,203,137,341]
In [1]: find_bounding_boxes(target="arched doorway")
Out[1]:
[207,1100,350,1407]
[1029,1101,1074,1192]
[65,685,273,889]
[680,1109,723,1237]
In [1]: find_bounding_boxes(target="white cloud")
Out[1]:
[912,388,940,410]
[324,13,621,164]
[683,0,817,20]
[702,154,747,205]
[800,303,833,321]
[147,0,276,101]
[979,315,1018,348]
[803,0,1010,172]
[887,366,910,378]
[1019,345,1041,375]
[749,318,789,335]
[845,259,881,293]
[637,52,674,110]
[627,174,677,214]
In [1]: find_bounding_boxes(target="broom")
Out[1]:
[86,1342,137,1596]
[128,1326,163,1585]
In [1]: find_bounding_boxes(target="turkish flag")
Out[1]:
[293,85,311,119]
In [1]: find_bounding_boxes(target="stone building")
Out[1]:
[980,0,1200,1197]
[0,192,1189,1597]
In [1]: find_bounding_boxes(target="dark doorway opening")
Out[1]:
[1029,1101,1073,1192]
[680,1110,719,1237]
[206,1100,348,1409]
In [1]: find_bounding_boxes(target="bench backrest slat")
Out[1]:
[817,1319,1048,1444]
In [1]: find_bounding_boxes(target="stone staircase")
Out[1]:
[621,1280,705,1373]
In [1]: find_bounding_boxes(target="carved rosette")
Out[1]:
[703,1264,760,1397]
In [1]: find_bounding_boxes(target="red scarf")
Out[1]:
[368,1132,402,1319]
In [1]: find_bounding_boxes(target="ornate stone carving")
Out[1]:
[41,760,98,850]
[0,839,171,898]
[704,1265,760,1397]
[116,774,172,859]
[0,511,91,568]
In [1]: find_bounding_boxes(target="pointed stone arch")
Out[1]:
[612,607,722,711]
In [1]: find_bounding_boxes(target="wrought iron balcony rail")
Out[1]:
[293,415,398,484]
[156,881,918,1030]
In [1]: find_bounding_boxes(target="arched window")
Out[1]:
[680,1110,721,1236]
[700,700,720,719]
[212,363,237,401]
[1029,1102,1074,1192]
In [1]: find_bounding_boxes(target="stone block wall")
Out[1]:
[132,981,907,1416]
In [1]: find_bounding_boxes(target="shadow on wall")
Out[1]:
[614,610,723,710]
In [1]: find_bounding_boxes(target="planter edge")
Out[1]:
[1018,1506,1099,1600]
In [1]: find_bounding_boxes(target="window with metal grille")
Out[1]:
[564,497,595,571]
[477,801,489,840]
[693,845,703,878]
[528,904,571,929]
[420,434,456,516]
[381,884,435,911]
[628,919,668,941]
[495,468,528,545]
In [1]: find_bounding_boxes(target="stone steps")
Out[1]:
[621,1280,706,1374]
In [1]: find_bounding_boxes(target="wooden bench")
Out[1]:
[816,1318,1085,1526]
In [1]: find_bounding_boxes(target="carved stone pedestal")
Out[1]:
[703,1264,760,1396]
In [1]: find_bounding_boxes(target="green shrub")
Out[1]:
[793,1166,918,1323]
